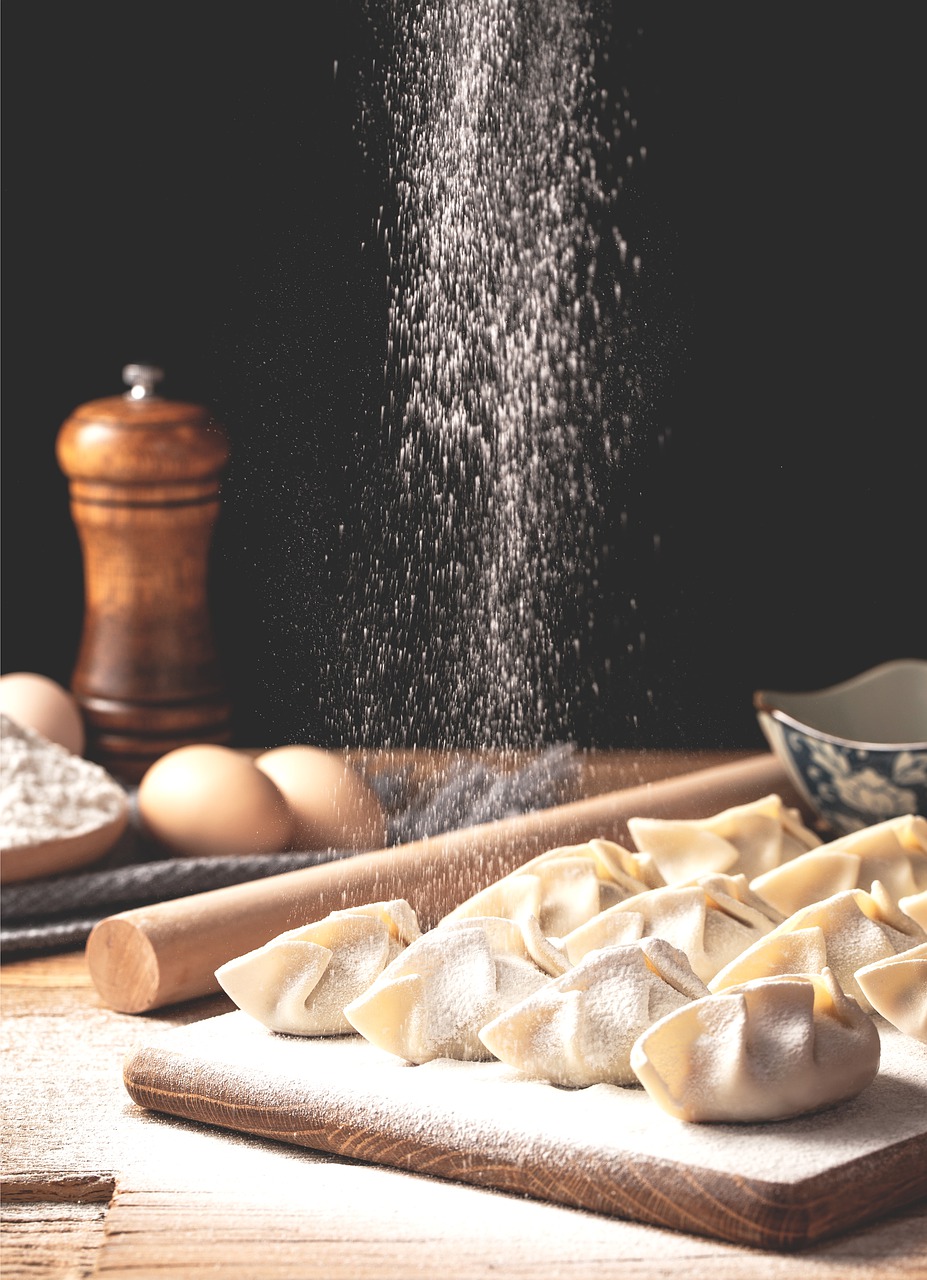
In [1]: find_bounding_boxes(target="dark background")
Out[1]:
[3,3,924,753]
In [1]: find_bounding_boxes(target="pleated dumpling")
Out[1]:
[900,889,927,930]
[561,873,783,984]
[627,793,821,885]
[708,880,927,1010]
[479,938,708,1087]
[855,942,927,1043]
[630,969,881,1123]
[442,838,661,939]
[750,814,927,918]
[215,899,421,1036]
[344,915,565,1064]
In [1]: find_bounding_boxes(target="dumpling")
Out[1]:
[749,851,862,919]
[343,915,564,1064]
[750,814,927,917]
[630,969,881,1123]
[855,942,927,1043]
[627,793,821,885]
[900,889,927,930]
[708,880,927,1010]
[442,838,660,938]
[478,938,708,1087]
[561,873,783,984]
[215,899,421,1036]
[707,925,828,993]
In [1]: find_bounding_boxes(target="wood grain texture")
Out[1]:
[0,1201,107,1280]
[91,1190,927,1280]
[122,1011,927,1253]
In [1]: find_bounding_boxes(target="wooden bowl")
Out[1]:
[0,804,129,884]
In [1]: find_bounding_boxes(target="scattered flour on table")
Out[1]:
[0,713,126,847]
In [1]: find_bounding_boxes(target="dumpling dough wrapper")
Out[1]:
[561,872,783,985]
[708,880,927,1010]
[215,899,421,1035]
[750,814,927,918]
[631,969,880,1123]
[479,936,707,1087]
[344,915,564,1064]
[627,792,821,885]
[855,942,927,1043]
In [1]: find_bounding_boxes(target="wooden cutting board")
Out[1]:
[123,1011,927,1252]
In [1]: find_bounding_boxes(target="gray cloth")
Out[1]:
[1,745,581,954]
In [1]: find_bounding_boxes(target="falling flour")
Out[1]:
[0,714,126,848]
[335,0,649,752]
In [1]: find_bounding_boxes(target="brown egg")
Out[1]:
[254,745,387,851]
[0,671,85,756]
[137,744,294,858]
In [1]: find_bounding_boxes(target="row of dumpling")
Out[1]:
[215,796,927,1125]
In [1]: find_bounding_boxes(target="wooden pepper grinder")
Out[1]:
[56,364,233,782]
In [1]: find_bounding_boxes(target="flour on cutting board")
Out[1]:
[129,1010,927,1186]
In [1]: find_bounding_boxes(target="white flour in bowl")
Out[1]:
[0,714,126,848]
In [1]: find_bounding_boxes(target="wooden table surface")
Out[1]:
[3,749,926,1279]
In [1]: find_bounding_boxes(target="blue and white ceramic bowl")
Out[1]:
[754,659,927,835]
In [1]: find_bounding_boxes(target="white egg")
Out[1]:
[254,745,386,851]
[137,744,294,858]
[0,671,85,756]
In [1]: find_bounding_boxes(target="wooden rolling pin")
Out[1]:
[86,752,800,1013]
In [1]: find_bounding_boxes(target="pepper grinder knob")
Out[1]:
[122,363,165,400]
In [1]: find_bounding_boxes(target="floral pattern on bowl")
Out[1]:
[755,660,927,836]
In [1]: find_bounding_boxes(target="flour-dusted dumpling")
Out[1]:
[478,938,708,1088]
[627,793,821,885]
[215,899,421,1036]
[443,838,660,939]
[900,889,927,930]
[630,969,881,1123]
[561,873,783,984]
[855,943,927,1042]
[709,880,927,1010]
[749,852,861,919]
[707,925,829,992]
[344,915,563,1064]
[751,814,927,917]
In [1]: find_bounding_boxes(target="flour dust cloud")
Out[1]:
[331,0,662,752]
